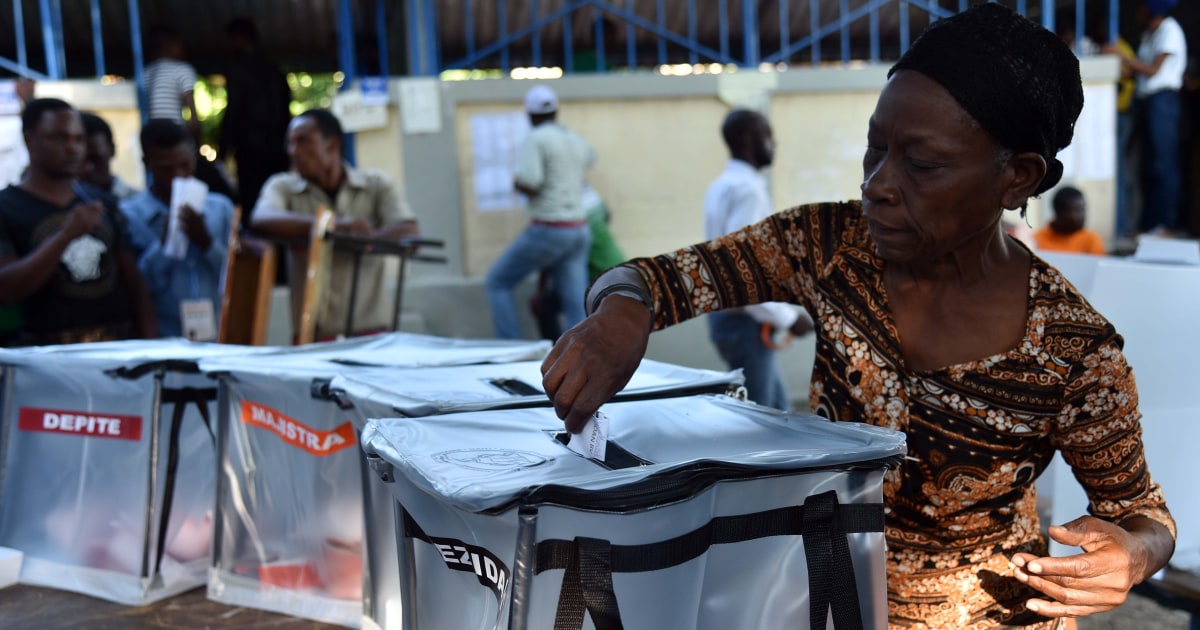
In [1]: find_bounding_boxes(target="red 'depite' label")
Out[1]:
[18,407,143,441]
[240,401,356,457]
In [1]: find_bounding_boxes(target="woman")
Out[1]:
[540,5,1176,629]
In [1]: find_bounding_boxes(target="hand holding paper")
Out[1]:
[164,177,208,259]
[178,205,213,251]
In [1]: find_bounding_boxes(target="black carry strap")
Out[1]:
[153,386,217,576]
[801,490,869,630]
[550,536,623,630]
[534,490,882,630]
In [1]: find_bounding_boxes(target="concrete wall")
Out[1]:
[43,58,1119,408]
[354,106,407,193]
[396,59,1120,404]
[454,94,731,273]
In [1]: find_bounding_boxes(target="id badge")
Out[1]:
[180,299,216,341]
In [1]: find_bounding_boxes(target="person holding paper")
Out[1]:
[0,98,157,344]
[542,6,1175,628]
[120,119,233,340]
[251,109,419,340]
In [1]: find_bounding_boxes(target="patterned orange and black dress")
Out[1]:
[625,200,1176,629]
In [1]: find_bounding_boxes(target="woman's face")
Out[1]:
[861,70,1015,264]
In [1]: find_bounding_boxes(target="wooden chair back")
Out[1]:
[293,205,336,345]
[217,205,277,345]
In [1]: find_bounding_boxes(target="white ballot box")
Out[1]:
[329,359,744,630]
[362,396,905,630]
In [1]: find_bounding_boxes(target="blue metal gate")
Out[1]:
[409,0,1120,76]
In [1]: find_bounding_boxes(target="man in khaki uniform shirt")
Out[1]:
[252,109,418,339]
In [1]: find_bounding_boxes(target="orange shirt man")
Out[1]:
[1034,186,1107,255]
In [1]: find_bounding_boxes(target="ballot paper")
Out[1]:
[567,411,609,461]
[164,177,208,260]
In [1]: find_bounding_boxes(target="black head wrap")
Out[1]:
[888,3,1083,196]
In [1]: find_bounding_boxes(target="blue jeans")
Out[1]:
[486,223,591,339]
[708,311,789,411]
[1138,90,1183,232]
[1116,110,1134,237]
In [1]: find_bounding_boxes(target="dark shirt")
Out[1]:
[219,52,291,161]
[320,183,342,203]
[219,51,292,214]
[0,184,135,341]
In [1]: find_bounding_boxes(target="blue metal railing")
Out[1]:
[422,0,1122,76]
[2,0,111,81]
[0,0,1122,82]
[89,0,104,77]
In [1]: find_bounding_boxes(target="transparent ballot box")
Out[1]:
[0,339,264,605]
[199,333,550,627]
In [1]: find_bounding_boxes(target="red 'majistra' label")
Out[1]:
[18,407,143,441]
[240,401,356,457]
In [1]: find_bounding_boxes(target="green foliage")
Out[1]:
[192,72,344,150]
[193,77,226,149]
[285,72,345,116]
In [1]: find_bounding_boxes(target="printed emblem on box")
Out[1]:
[433,448,551,472]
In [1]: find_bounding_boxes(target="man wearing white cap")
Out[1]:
[486,84,596,339]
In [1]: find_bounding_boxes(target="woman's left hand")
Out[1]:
[1011,515,1149,618]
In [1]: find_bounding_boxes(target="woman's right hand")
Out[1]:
[542,295,653,433]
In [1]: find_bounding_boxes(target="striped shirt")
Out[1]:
[144,59,196,121]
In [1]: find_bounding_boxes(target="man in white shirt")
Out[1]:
[1123,0,1187,233]
[486,85,595,339]
[704,110,813,410]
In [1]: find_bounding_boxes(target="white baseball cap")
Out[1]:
[524,85,559,114]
